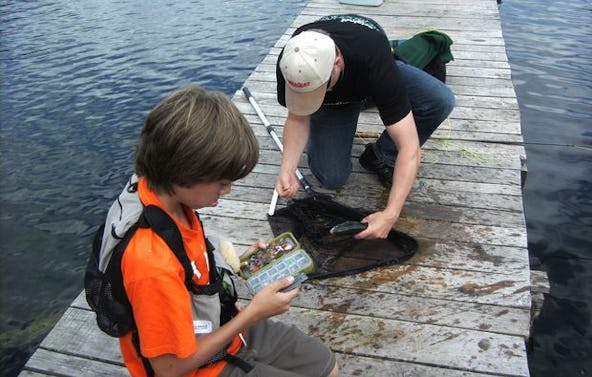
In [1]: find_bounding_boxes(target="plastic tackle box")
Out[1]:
[239,232,314,294]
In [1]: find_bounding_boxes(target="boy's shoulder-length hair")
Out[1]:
[135,85,259,193]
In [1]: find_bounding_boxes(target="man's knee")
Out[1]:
[429,86,455,128]
[441,86,455,118]
[310,164,350,189]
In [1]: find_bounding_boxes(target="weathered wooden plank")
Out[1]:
[204,211,528,277]
[253,144,524,172]
[238,103,524,144]
[239,103,524,138]
[64,295,523,377]
[313,0,497,5]
[256,65,514,84]
[245,118,525,146]
[35,308,122,365]
[72,269,529,338]
[306,1,501,18]
[246,63,516,86]
[309,267,529,307]
[236,101,525,158]
[260,48,513,68]
[247,151,524,188]
[242,77,520,102]
[17,372,53,377]
[251,143,525,175]
[237,90,521,129]
[239,165,523,199]
[294,13,503,33]
[200,222,529,309]
[203,197,524,237]
[249,164,524,203]
[208,182,526,231]
[312,0,498,6]
[60,303,525,375]
[454,95,519,110]
[335,353,497,377]
[449,59,510,70]
[229,172,526,215]
[251,65,515,100]
[268,32,508,50]
[240,97,521,130]
[22,348,127,377]
[202,214,528,275]
[448,106,520,122]
[263,45,512,66]
[275,307,529,376]
[254,60,513,79]
[66,292,529,376]
[246,128,525,160]
[202,203,528,275]
[282,284,530,337]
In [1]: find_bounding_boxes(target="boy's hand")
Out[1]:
[244,239,268,256]
[246,276,299,320]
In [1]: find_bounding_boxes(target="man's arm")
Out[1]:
[276,112,310,198]
[357,111,420,239]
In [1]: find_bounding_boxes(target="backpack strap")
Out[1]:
[142,205,224,295]
[138,205,250,373]
[141,205,195,289]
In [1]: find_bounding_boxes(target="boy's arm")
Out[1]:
[149,276,298,377]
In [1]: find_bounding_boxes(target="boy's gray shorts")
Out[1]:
[219,318,336,377]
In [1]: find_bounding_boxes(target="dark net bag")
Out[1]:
[268,195,418,279]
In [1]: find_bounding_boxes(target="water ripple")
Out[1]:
[1,0,304,374]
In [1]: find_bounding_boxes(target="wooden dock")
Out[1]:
[20,0,538,376]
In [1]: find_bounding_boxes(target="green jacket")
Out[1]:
[394,30,454,69]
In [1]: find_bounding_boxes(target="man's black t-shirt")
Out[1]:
[276,14,411,126]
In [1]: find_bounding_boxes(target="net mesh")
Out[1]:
[268,196,417,279]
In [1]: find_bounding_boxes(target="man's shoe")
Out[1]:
[359,143,393,188]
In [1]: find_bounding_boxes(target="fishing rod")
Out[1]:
[242,87,316,215]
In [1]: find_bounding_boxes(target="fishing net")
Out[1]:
[268,195,418,279]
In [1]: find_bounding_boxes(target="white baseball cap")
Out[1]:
[280,31,336,116]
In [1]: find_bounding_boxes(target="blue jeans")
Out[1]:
[307,60,455,189]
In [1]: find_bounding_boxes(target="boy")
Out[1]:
[115,86,338,377]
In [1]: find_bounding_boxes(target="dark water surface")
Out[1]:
[0,1,304,375]
[500,0,592,376]
[1,1,590,376]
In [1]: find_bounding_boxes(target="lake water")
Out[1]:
[499,0,592,375]
[1,1,590,376]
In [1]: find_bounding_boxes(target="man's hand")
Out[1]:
[275,170,300,198]
[356,210,398,239]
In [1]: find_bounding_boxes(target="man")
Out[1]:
[275,14,455,239]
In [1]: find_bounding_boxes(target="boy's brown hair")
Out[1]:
[135,86,259,193]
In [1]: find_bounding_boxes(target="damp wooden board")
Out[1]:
[20,0,532,376]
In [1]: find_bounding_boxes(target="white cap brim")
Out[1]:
[285,81,328,116]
